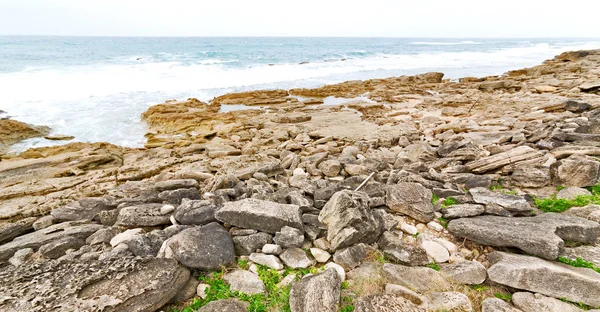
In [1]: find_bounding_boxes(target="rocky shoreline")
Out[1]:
[1,50,600,312]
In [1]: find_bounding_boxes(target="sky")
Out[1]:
[1,0,599,37]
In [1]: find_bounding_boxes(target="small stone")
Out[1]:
[277,274,296,288]
[160,204,175,215]
[400,223,418,235]
[310,248,331,263]
[262,244,283,255]
[556,187,592,200]
[324,262,346,281]
[313,238,332,252]
[249,253,284,270]
[273,226,304,248]
[427,221,444,232]
[197,283,210,299]
[224,270,265,295]
[333,244,367,270]
[418,239,449,263]
[280,248,314,269]
[110,228,144,247]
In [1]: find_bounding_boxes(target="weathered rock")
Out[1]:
[115,204,172,228]
[123,230,168,257]
[198,299,249,312]
[466,146,543,173]
[439,261,487,285]
[511,167,551,188]
[51,198,115,222]
[233,232,273,256]
[386,183,435,223]
[8,248,34,267]
[224,270,265,295]
[488,251,600,307]
[310,248,331,263]
[442,204,485,219]
[418,237,450,263]
[0,217,36,244]
[215,198,303,234]
[0,256,189,312]
[427,292,473,312]
[0,221,103,262]
[262,243,283,255]
[383,263,450,293]
[274,226,304,248]
[38,236,85,259]
[174,199,218,225]
[289,268,341,312]
[163,223,235,270]
[557,187,592,200]
[158,188,201,205]
[551,155,600,187]
[249,253,284,270]
[155,179,199,191]
[481,298,523,312]
[560,245,600,266]
[384,283,428,307]
[170,276,200,303]
[512,292,583,312]
[448,213,600,260]
[280,247,314,269]
[378,231,429,266]
[355,294,427,312]
[318,190,382,250]
[469,187,533,215]
[318,160,342,177]
[564,204,600,223]
[110,228,144,247]
[32,215,55,231]
[333,243,367,270]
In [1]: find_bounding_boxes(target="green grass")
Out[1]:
[557,185,566,191]
[432,194,440,205]
[470,284,488,292]
[238,258,249,270]
[534,183,600,213]
[339,296,355,312]
[437,217,449,228]
[441,197,458,208]
[494,293,512,302]
[559,298,597,310]
[341,281,350,290]
[426,263,441,271]
[558,257,600,274]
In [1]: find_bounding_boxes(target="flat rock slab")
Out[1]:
[0,217,36,244]
[466,146,543,173]
[115,204,172,228]
[488,251,600,307]
[0,256,190,312]
[469,187,532,215]
[383,263,450,293]
[448,213,600,260]
[215,198,302,234]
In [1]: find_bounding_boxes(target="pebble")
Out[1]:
[401,223,418,235]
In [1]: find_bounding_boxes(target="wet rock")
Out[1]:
[289,268,341,312]
[0,217,36,244]
[249,253,284,270]
[383,263,450,293]
[386,182,435,223]
[0,256,190,312]
[233,232,273,256]
[556,186,592,200]
[551,155,600,187]
[488,251,600,307]
[512,292,582,312]
[280,247,314,269]
[163,222,235,270]
[355,294,426,312]
[224,270,265,295]
[115,204,172,228]
[333,243,367,270]
[439,261,487,285]
[174,199,218,225]
[198,299,249,312]
[448,213,600,260]
[318,190,383,250]
[215,198,303,234]
[274,226,304,248]
[378,231,429,266]
[481,298,523,312]
[442,204,485,219]
[469,187,533,216]
[427,292,473,312]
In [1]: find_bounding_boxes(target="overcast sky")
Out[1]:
[1,0,599,37]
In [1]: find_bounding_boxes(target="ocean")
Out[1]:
[1,36,600,151]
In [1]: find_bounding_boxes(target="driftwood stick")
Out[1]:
[354,172,375,192]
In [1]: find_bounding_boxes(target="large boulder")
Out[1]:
[174,199,217,225]
[386,183,435,223]
[448,213,600,260]
[551,155,600,187]
[289,268,341,312]
[115,204,172,228]
[215,198,303,234]
[487,251,600,307]
[162,222,235,270]
[0,256,190,312]
[318,190,383,250]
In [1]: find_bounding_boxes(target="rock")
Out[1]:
[0,119,49,152]
[551,155,600,187]
[198,299,250,312]
[0,221,103,262]
[355,294,426,312]
[426,221,444,232]
[386,182,435,223]
[8,248,33,267]
[38,236,85,259]
[333,243,367,270]
[511,167,551,188]
[197,283,210,299]
[580,81,600,93]
[0,217,36,244]
[249,253,284,270]
[224,270,265,295]
[262,244,283,255]
[318,190,383,250]
[0,256,189,312]
[564,205,600,223]
[32,215,55,231]
[123,230,168,257]
[469,187,533,215]
[215,198,303,234]
[418,238,450,263]
[385,284,428,307]
[378,231,429,266]
[481,298,523,312]
[565,100,592,113]
[556,186,592,200]
[448,213,600,260]
[110,228,144,247]
[274,226,305,248]
[427,292,473,312]
[174,199,218,225]
[289,268,341,312]
[155,179,199,191]
[170,276,200,303]
[400,223,418,235]
[442,204,485,219]
[560,245,600,266]
[439,261,487,285]
[280,247,314,269]
[512,292,582,312]
[51,198,115,222]
[466,146,542,173]
[318,160,342,177]
[115,204,172,228]
[158,188,201,205]
[383,263,450,293]
[233,232,273,256]
[488,251,600,307]
[310,248,331,263]
[205,142,241,158]
[324,262,346,281]
[164,222,235,270]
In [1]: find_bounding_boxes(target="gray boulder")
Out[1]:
[155,179,199,191]
[289,268,341,312]
[383,263,450,293]
[280,248,314,269]
[481,298,523,312]
[198,299,249,312]
[233,232,273,256]
[355,294,426,312]
[442,204,485,219]
[51,197,116,222]
[249,253,284,270]
[378,231,429,266]
[115,204,172,228]
[333,243,367,270]
[439,261,487,285]
[560,245,600,266]
[86,227,120,245]
[448,213,600,260]
[488,251,600,307]
[512,292,583,312]
[551,155,600,187]
[164,222,235,270]
[223,270,265,295]
[0,217,36,244]
[556,187,592,200]
[386,182,435,223]
[158,188,201,205]
[38,236,85,259]
[0,256,190,312]
[174,199,217,225]
[564,204,600,223]
[274,226,304,248]
[427,292,473,312]
[318,190,383,250]
[123,230,168,257]
[215,198,303,234]
[469,187,533,216]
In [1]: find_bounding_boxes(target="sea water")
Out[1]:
[1,37,600,151]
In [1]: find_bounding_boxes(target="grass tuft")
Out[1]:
[494,293,512,302]
[558,257,600,274]
[432,194,440,205]
[437,217,449,228]
[441,197,458,208]
[426,262,441,271]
